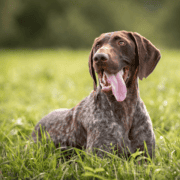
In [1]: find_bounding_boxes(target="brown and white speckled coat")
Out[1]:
[32,31,161,158]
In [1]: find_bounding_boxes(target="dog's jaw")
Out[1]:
[99,66,129,102]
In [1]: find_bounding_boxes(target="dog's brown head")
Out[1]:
[89,31,161,102]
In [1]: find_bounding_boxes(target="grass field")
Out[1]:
[0,49,180,179]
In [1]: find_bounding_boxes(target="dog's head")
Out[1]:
[89,31,161,102]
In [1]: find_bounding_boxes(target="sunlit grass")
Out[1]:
[0,49,180,179]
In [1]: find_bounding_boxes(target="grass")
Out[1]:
[0,48,180,179]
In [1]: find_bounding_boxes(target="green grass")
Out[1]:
[0,49,180,179]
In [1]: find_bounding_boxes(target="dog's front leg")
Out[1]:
[85,123,133,158]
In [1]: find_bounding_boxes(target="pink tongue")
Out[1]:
[105,70,127,102]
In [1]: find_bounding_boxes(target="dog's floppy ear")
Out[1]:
[130,32,161,80]
[88,47,97,90]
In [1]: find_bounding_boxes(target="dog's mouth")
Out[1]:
[99,66,129,102]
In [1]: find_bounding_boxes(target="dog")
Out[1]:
[32,31,161,158]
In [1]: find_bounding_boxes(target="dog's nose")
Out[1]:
[93,53,109,62]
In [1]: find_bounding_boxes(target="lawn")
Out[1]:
[0,49,180,179]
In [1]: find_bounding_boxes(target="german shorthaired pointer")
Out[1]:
[32,31,161,158]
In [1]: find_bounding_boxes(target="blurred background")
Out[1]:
[0,0,180,49]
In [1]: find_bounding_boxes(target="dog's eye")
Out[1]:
[118,41,125,46]
[96,44,100,49]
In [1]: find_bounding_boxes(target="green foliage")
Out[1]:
[0,0,180,48]
[0,49,180,179]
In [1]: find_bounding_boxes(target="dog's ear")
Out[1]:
[88,47,97,90]
[130,32,161,80]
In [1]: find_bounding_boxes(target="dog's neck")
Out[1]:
[94,77,139,130]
